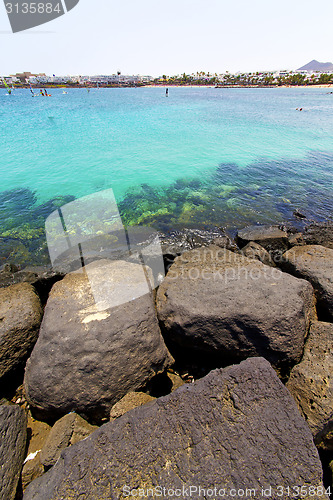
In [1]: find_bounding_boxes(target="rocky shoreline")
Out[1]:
[0,222,332,499]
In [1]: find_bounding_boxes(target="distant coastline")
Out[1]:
[146,84,333,89]
[3,62,333,91]
[1,83,332,90]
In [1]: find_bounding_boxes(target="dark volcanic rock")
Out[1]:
[282,245,333,319]
[110,392,155,421]
[212,235,238,251]
[24,259,173,420]
[288,232,305,247]
[156,246,316,371]
[0,263,20,288]
[24,358,327,500]
[0,403,27,500]
[22,415,51,490]
[0,283,43,380]
[287,321,333,450]
[40,413,97,467]
[0,263,20,273]
[293,209,307,219]
[240,241,276,267]
[167,371,185,392]
[22,456,44,492]
[303,222,333,249]
[236,224,288,254]
[0,265,65,306]
[0,267,38,289]
[22,266,65,305]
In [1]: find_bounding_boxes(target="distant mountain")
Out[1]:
[297,60,333,72]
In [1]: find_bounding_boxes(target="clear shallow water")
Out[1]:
[0,87,333,265]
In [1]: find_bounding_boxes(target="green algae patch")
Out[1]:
[1,151,332,268]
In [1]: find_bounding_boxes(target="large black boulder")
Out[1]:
[0,402,27,500]
[157,246,316,371]
[282,245,333,319]
[24,260,173,420]
[287,321,333,450]
[24,358,326,500]
[0,283,43,381]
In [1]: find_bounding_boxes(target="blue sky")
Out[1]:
[1,0,332,76]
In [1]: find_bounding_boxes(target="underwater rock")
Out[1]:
[293,209,307,219]
[31,195,76,219]
[0,240,33,268]
[0,188,36,213]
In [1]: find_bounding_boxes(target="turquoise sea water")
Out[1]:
[0,87,333,265]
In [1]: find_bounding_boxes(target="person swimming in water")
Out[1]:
[166,88,169,97]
